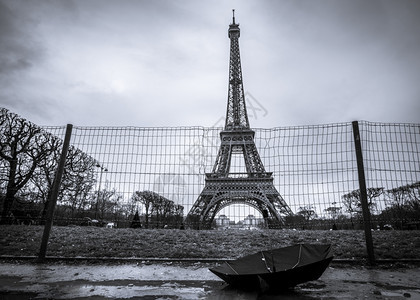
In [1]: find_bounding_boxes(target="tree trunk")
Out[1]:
[1,191,15,224]
[145,205,149,229]
[0,160,18,224]
[40,189,53,225]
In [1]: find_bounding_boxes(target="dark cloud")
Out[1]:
[0,1,51,123]
[248,0,420,125]
[0,0,419,127]
[0,1,49,76]
[0,0,80,123]
[0,1,51,122]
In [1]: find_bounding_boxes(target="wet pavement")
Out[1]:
[0,260,419,299]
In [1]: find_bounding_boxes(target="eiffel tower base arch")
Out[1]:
[186,175,292,229]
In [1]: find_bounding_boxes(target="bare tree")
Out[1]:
[406,181,420,214]
[342,188,383,214]
[58,148,97,219]
[28,135,62,221]
[342,187,383,228]
[173,204,184,227]
[386,182,420,221]
[131,190,183,228]
[297,205,317,222]
[324,206,342,220]
[131,191,156,228]
[0,109,56,223]
[152,196,175,228]
[95,182,122,221]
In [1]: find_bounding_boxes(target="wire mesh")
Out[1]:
[40,122,419,229]
[1,114,419,229]
[258,123,358,227]
[360,122,420,229]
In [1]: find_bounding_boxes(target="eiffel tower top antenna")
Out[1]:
[226,9,249,130]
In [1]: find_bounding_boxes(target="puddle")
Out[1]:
[39,283,209,299]
[0,291,39,300]
[1,262,420,299]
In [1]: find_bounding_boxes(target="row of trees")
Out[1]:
[0,108,99,224]
[131,191,184,228]
[286,184,420,229]
[52,188,184,228]
[341,184,419,228]
[0,107,184,227]
[377,182,420,229]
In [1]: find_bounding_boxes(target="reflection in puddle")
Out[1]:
[29,282,210,299]
[1,281,322,300]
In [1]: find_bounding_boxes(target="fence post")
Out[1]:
[38,124,73,260]
[352,121,375,265]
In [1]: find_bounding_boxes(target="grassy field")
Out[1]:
[1,225,419,260]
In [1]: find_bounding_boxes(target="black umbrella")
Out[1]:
[209,244,333,291]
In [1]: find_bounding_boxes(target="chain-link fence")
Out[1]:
[1,108,419,231]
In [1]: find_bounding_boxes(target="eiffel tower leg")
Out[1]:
[207,203,221,229]
[261,207,269,228]
[270,194,293,216]
[266,206,283,229]
[186,197,203,229]
[257,197,282,229]
[187,191,217,229]
[200,194,224,229]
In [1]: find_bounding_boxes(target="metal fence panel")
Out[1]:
[1,114,419,230]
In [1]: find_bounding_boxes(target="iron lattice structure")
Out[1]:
[187,12,293,229]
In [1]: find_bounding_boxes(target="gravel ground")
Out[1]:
[1,226,420,260]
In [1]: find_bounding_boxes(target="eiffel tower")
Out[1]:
[187,11,292,229]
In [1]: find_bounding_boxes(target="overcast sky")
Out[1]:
[1,0,419,128]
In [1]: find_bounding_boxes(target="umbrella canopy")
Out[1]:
[209,244,333,291]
